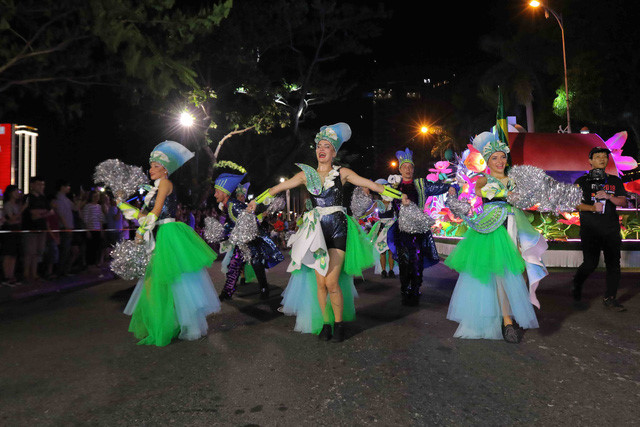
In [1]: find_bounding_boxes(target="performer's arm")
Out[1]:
[341,167,402,200]
[249,172,305,211]
[136,179,172,239]
[424,181,454,197]
[474,176,488,197]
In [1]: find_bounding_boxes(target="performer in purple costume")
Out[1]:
[214,173,284,300]
[388,148,456,306]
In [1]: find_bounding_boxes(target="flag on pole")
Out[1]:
[494,86,509,145]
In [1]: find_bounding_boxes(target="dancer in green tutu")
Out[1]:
[445,131,547,343]
[119,141,221,346]
[248,123,402,342]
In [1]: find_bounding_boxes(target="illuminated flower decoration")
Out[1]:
[624,179,640,195]
[427,161,452,182]
[424,195,445,215]
[604,131,638,171]
[438,207,463,224]
[558,211,580,226]
[463,145,487,173]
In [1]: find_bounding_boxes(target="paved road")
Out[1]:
[1,257,639,426]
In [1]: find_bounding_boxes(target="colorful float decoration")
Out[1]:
[426,131,640,267]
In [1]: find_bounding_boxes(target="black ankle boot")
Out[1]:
[318,324,332,341]
[219,291,232,301]
[331,322,345,343]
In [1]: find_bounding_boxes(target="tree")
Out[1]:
[0,0,232,115]
[173,0,387,204]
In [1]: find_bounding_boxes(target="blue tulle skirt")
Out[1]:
[124,269,221,341]
[446,269,539,339]
[281,265,358,334]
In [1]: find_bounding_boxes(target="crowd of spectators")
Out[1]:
[0,177,298,287]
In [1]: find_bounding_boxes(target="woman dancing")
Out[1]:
[249,123,401,342]
[445,131,547,343]
[118,141,221,346]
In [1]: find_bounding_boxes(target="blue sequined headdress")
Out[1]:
[395,148,414,167]
[235,182,250,197]
[214,173,246,196]
[314,122,352,153]
[472,130,510,163]
[149,141,194,175]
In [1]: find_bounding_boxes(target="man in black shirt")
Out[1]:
[573,147,627,311]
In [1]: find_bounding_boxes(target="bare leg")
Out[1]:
[379,253,387,271]
[496,277,513,326]
[315,248,346,322]
[387,251,394,271]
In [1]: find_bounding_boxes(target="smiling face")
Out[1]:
[589,152,609,170]
[149,162,168,180]
[214,188,229,204]
[487,151,507,174]
[316,140,336,164]
[399,162,414,181]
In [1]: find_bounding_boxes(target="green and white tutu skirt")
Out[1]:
[281,209,373,334]
[124,221,220,346]
[444,222,539,339]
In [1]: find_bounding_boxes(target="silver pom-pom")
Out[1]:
[398,202,435,234]
[203,217,225,243]
[508,165,582,213]
[229,211,259,262]
[94,159,148,197]
[350,187,374,217]
[446,196,473,219]
[264,196,286,216]
[110,240,150,280]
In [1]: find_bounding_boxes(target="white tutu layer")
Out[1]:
[124,269,220,340]
[447,270,538,339]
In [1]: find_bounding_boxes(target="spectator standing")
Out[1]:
[105,194,124,247]
[81,190,105,267]
[52,180,75,276]
[2,185,25,285]
[22,176,51,281]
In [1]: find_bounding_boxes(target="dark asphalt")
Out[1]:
[1,256,639,426]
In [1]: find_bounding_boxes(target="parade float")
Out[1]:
[428,130,640,268]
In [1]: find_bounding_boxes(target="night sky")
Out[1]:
[0,0,562,194]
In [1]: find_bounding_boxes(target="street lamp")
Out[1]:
[530,1,571,133]
[179,111,195,127]
[420,126,429,134]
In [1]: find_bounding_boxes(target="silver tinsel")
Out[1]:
[350,187,374,218]
[398,202,435,234]
[446,196,474,219]
[229,211,259,262]
[264,196,286,216]
[203,217,225,243]
[94,159,148,197]
[507,165,582,213]
[110,240,150,280]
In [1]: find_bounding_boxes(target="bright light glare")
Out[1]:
[529,1,541,7]
[390,161,398,167]
[179,111,195,127]
[420,126,429,134]
[279,177,286,183]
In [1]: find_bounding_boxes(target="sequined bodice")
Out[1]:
[310,176,344,208]
[148,190,177,220]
